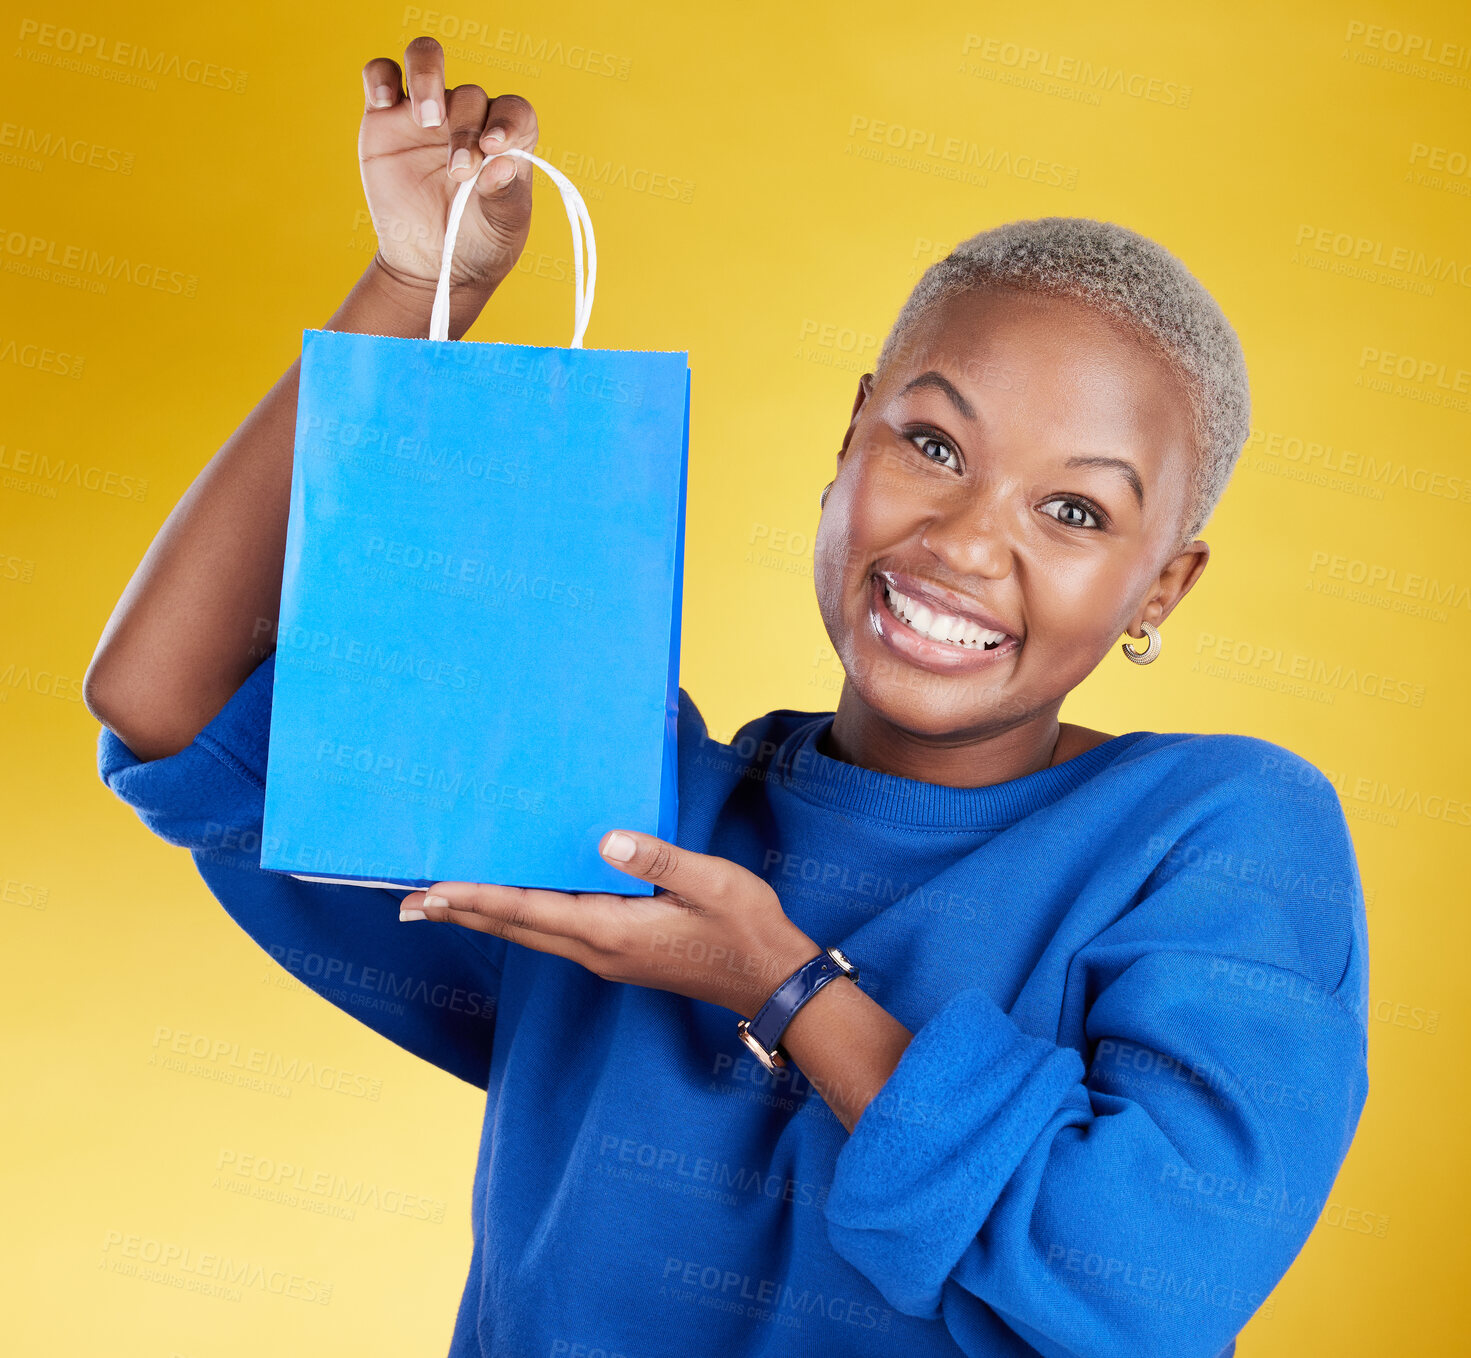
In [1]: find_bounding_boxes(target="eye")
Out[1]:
[1040,496,1106,530]
[907,429,960,471]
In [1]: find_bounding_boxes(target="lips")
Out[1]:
[866,572,1021,674]
[877,570,1018,641]
[883,581,1006,649]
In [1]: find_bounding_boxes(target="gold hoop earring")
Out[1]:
[820,481,833,509]
[1121,620,1161,665]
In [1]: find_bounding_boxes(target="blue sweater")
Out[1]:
[98,652,1368,1358]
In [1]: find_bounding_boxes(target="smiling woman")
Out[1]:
[815,218,1245,782]
[88,38,1366,1358]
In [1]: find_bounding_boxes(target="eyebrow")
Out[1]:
[1064,455,1145,508]
[899,371,976,421]
[900,371,1145,509]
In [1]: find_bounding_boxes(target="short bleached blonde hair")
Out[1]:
[877,217,1251,550]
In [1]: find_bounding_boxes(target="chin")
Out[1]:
[860,665,1025,736]
[830,636,1022,742]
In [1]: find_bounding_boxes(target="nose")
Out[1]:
[918,482,1015,580]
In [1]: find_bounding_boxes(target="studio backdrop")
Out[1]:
[2,0,1466,1353]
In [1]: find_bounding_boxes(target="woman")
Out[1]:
[86,35,1368,1358]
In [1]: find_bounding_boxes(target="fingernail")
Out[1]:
[602,832,636,862]
[399,908,427,922]
[483,127,506,145]
[450,147,471,175]
[419,98,442,127]
[424,893,450,910]
[492,161,516,190]
[371,84,394,108]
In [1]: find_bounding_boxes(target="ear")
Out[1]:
[1138,539,1210,629]
[838,372,873,468]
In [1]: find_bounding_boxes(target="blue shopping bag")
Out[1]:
[260,149,689,896]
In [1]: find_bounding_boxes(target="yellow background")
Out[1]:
[3,0,1467,1351]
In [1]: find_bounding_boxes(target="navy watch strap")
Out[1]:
[738,948,857,1069]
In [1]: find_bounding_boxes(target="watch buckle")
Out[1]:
[736,1019,787,1071]
[827,946,856,977]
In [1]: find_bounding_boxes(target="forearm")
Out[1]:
[761,935,914,1136]
[84,257,492,761]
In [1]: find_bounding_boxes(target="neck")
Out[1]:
[824,688,1067,788]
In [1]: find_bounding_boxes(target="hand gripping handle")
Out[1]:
[428,146,597,347]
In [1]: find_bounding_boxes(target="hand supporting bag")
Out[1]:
[260,149,689,896]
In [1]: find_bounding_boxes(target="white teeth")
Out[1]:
[883,583,1007,650]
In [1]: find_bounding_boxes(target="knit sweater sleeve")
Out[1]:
[822,739,1369,1358]
[96,651,507,1090]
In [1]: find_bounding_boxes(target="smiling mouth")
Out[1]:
[880,580,1008,650]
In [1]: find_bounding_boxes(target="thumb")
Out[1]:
[473,93,537,218]
[598,830,728,904]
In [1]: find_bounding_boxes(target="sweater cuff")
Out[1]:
[823,985,1083,1318]
[97,652,276,852]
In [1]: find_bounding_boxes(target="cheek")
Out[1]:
[844,453,923,557]
[1025,544,1138,640]
[815,459,911,596]
[812,516,846,613]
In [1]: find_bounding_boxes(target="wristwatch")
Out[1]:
[736,946,859,1072]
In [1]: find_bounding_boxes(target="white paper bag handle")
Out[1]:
[428,146,597,348]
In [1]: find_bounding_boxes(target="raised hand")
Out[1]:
[359,35,539,301]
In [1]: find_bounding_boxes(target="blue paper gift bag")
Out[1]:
[260,150,689,896]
